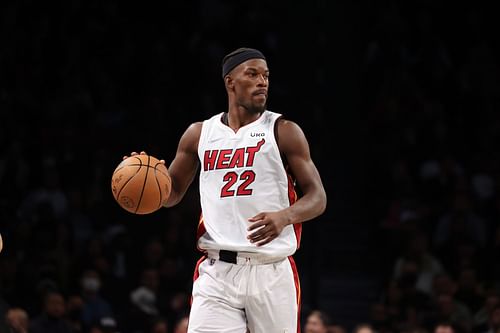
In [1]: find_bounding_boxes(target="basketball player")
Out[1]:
[129,47,326,333]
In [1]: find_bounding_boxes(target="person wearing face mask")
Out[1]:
[79,269,113,331]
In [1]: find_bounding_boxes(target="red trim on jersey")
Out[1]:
[192,255,206,282]
[287,171,302,249]
[196,214,207,252]
[288,256,301,333]
[190,255,207,305]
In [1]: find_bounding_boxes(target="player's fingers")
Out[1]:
[131,151,138,156]
[249,223,273,240]
[247,230,264,240]
[255,234,275,247]
[249,230,271,243]
[140,151,147,155]
[247,220,266,232]
[122,155,128,160]
[160,159,165,164]
[248,212,266,222]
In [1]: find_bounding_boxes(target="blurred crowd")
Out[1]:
[365,2,500,333]
[1,1,500,333]
[306,1,499,333]
[359,2,499,333]
[1,0,325,332]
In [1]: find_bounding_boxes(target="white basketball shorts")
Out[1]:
[187,254,301,333]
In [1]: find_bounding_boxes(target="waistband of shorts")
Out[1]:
[206,250,286,265]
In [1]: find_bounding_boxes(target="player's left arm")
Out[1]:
[247,119,327,246]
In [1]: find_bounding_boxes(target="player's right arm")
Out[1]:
[163,122,202,207]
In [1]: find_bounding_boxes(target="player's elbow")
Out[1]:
[163,188,182,208]
[315,189,327,216]
[317,189,327,216]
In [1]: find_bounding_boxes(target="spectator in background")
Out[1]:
[427,292,472,333]
[393,230,445,295]
[473,291,499,333]
[433,322,454,333]
[433,191,487,273]
[88,316,119,333]
[29,290,73,333]
[142,239,165,270]
[5,307,29,333]
[166,292,190,326]
[396,258,433,315]
[129,268,161,332]
[66,294,84,333]
[369,302,395,333]
[148,316,168,333]
[17,161,69,223]
[67,187,94,254]
[482,305,500,333]
[352,323,375,333]
[454,267,484,314]
[74,236,109,280]
[173,315,188,333]
[79,269,113,330]
[304,310,331,333]
[330,324,347,333]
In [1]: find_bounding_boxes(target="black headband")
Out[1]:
[222,48,266,78]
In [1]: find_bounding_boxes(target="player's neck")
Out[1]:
[226,107,263,131]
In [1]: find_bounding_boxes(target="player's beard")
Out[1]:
[248,103,266,114]
[239,98,267,115]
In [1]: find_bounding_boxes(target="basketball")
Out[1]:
[111,154,171,214]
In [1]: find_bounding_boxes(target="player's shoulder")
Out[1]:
[275,116,303,135]
[181,122,203,145]
[185,121,203,135]
[274,116,307,153]
[263,110,298,130]
[188,121,203,130]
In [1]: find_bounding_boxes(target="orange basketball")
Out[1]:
[111,154,171,214]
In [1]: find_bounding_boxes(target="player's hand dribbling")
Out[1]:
[123,151,166,165]
[247,211,290,246]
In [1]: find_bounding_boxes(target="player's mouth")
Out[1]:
[253,89,267,97]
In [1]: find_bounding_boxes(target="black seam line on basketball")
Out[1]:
[117,164,169,178]
[113,156,144,175]
[154,167,163,210]
[135,155,150,214]
[153,162,170,179]
[115,157,143,200]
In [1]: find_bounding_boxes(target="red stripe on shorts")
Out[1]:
[190,255,206,305]
[288,256,301,333]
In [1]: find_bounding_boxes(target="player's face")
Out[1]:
[231,58,269,114]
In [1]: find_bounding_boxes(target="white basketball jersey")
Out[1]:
[196,110,301,258]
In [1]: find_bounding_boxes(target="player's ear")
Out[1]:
[225,75,234,90]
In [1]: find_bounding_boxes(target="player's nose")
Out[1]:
[257,74,268,86]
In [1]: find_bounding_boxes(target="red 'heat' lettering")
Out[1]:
[228,148,245,168]
[203,139,265,171]
[216,149,232,169]
[245,139,265,167]
[204,150,218,171]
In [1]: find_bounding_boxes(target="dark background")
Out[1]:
[1,1,499,333]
